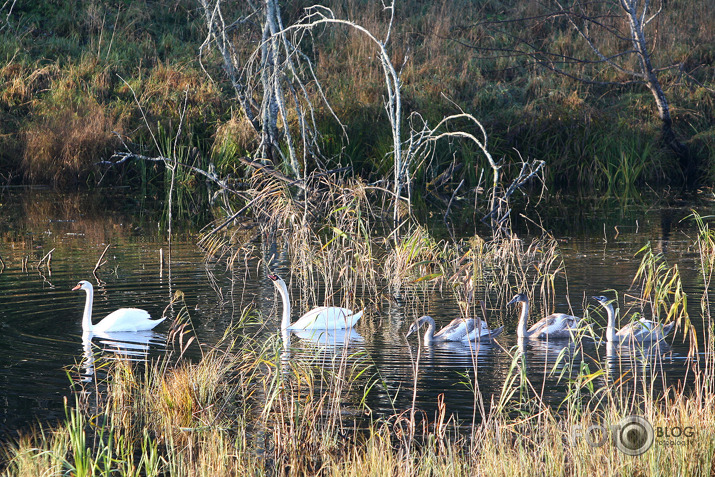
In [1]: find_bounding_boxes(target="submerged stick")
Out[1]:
[0,252,4,273]
[36,248,55,270]
[94,244,111,273]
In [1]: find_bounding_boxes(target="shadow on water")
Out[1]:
[0,188,708,436]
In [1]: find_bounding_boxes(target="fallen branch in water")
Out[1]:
[94,244,111,274]
[36,248,55,271]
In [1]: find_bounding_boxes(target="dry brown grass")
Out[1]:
[21,99,120,185]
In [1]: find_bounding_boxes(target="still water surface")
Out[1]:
[0,188,709,436]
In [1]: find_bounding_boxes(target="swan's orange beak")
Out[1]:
[72,284,81,291]
[268,274,278,281]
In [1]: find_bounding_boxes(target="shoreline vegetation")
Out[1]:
[0,0,712,194]
[2,0,715,475]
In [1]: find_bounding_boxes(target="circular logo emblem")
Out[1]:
[615,415,654,456]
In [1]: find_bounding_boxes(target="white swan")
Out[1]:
[508,292,582,339]
[268,274,363,330]
[406,316,503,345]
[592,295,675,343]
[73,280,164,332]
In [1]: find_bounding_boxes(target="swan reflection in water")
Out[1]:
[280,327,365,373]
[291,328,365,347]
[80,330,166,382]
[603,339,673,372]
[406,336,503,370]
[518,337,583,363]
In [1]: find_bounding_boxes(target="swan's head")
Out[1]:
[591,295,612,306]
[507,293,528,306]
[268,273,285,286]
[267,273,290,296]
[72,280,93,292]
[406,316,430,338]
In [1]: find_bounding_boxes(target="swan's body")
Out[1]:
[73,280,164,333]
[508,293,581,339]
[406,316,468,344]
[464,300,504,341]
[268,274,362,330]
[406,316,503,344]
[463,319,505,342]
[592,295,675,343]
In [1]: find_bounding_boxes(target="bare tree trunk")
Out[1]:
[199,0,316,181]
[262,0,301,179]
[198,0,259,132]
[460,0,699,189]
[621,0,694,187]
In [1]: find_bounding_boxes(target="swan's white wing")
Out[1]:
[528,313,579,338]
[434,318,471,341]
[463,321,503,341]
[619,319,666,341]
[289,307,362,330]
[93,308,165,332]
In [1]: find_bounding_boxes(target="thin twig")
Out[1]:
[444,178,464,222]
[36,248,55,270]
[94,244,111,274]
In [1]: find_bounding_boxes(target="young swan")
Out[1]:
[406,316,503,345]
[268,274,362,330]
[73,280,164,333]
[464,319,505,342]
[592,295,675,343]
[508,292,581,339]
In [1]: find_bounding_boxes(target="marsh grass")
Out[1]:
[383,226,569,323]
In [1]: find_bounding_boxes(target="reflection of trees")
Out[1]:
[1,190,130,244]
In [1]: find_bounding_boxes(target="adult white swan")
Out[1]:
[268,274,363,330]
[73,280,164,332]
[508,292,582,339]
[592,295,675,343]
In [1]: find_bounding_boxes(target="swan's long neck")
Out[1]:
[276,281,292,330]
[517,300,530,338]
[604,303,617,342]
[422,316,436,344]
[82,288,94,332]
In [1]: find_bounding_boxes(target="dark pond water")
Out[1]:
[0,188,710,436]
